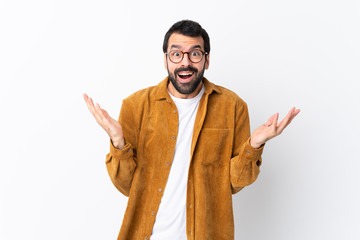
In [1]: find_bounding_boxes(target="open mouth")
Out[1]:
[177,71,194,80]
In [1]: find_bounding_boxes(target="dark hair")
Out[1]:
[163,20,210,54]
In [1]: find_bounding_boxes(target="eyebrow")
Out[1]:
[170,44,202,50]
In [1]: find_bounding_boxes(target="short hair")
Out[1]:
[163,20,210,54]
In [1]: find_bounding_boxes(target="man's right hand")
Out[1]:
[83,93,125,149]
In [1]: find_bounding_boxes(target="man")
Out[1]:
[83,20,299,240]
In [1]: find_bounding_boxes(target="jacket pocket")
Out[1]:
[197,128,233,166]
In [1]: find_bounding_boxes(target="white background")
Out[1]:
[1,0,359,239]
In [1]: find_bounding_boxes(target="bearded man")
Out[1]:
[83,20,300,240]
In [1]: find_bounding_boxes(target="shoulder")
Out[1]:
[208,82,247,108]
[119,84,160,124]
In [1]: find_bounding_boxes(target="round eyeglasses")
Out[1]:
[166,49,208,63]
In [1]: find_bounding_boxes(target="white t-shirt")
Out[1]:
[150,85,205,240]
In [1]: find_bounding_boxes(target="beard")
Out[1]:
[167,64,205,95]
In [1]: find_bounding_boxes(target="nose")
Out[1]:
[180,52,192,66]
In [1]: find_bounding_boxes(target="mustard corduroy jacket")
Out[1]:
[106,77,264,240]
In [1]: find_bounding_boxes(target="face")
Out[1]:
[164,33,210,98]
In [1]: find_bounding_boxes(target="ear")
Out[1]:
[164,53,168,70]
[205,53,210,70]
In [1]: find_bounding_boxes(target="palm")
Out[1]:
[83,93,125,149]
[250,107,300,148]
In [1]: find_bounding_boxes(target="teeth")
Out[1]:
[178,72,193,76]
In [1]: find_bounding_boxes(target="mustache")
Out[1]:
[174,67,198,75]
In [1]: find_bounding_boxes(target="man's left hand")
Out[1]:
[250,107,300,149]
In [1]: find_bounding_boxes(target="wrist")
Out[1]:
[111,137,125,150]
[250,138,263,149]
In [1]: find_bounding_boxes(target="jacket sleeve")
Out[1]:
[105,98,137,197]
[230,100,264,194]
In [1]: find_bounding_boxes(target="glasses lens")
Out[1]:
[169,50,183,63]
[189,50,203,63]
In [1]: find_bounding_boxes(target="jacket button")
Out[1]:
[173,110,176,113]
[159,188,162,192]
[172,136,176,140]
[145,237,148,240]
[166,161,171,166]
[151,211,155,215]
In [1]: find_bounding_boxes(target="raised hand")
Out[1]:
[83,93,125,149]
[250,107,300,148]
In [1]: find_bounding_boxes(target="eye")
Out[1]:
[171,51,182,58]
[191,51,200,57]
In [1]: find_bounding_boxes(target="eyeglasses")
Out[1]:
[166,49,208,63]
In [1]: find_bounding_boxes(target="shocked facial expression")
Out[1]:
[165,33,209,98]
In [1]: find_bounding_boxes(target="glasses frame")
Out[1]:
[166,49,208,63]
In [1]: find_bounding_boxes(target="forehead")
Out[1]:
[168,33,204,51]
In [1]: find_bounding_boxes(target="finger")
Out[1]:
[95,104,118,133]
[83,93,90,101]
[87,97,99,116]
[266,113,277,126]
[83,94,94,107]
[284,108,300,127]
[83,93,91,106]
[99,108,115,131]
[277,107,295,128]
[272,113,279,129]
[88,103,106,129]
[96,103,114,126]
[284,108,300,125]
[84,95,111,129]
[101,108,112,120]
[95,103,106,121]
[277,107,298,133]
[83,95,97,115]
